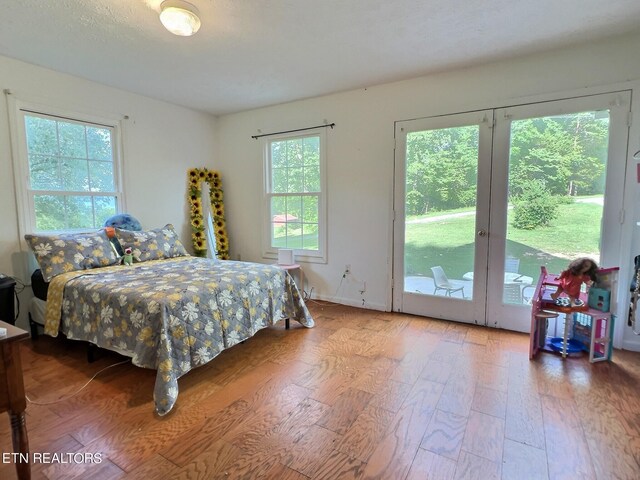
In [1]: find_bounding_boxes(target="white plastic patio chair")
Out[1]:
[505,257,520,274]
[503,282,524,304]
[430,266,465,298]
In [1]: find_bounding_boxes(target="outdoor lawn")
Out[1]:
[404,198,602,281]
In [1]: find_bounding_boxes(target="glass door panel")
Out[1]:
[404,125,480,301]
[394,111,493,324]
[503,111,609,304]
[487,92,630,332]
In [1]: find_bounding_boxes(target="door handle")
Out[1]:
[477,230,487,237]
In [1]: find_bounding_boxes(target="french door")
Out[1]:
[393,91,631,331]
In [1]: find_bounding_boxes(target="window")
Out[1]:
[10,101,123,234]
[264,130,326,262]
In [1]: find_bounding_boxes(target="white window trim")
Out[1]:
[262,128,327,264]
[7,95,126,244]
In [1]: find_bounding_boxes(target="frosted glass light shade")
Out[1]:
[160,0,201,36]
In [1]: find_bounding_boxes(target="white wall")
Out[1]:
[0,55,217,330]
[216,31,640,351]
[3,33,640,350]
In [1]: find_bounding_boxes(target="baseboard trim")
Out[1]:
[621,337,640,352]
[312,294,386,312]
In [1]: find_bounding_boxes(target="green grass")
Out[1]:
[406,205,480,221]
[273,233,319,250]
[270,199,603,281]
[405,202,602,281]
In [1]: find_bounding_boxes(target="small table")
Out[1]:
[0,320,30,480]
[276,264,304,330]
[277,264,305,292]
[463,271,533,285]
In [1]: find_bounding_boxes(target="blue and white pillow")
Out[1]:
[25,230,118,282]
[115,224,188,262]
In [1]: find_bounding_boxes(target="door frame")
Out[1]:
[392,109,494,325]
[392,90,632,333]
[486,91,632,332]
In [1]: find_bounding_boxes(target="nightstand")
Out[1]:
[278,263,304,292]
[0,320,30,479]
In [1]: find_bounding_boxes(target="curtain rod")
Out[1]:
[20,108,126,129]
[251,122,335,139]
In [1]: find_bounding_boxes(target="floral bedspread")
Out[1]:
[44,257,314,415]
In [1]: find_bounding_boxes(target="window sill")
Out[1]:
[262,251,327,265]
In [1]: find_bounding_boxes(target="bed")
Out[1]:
[25,226,314,415]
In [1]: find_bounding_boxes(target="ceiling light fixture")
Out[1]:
[159,0,201,37]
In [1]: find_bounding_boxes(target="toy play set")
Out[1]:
[529,265,618,362]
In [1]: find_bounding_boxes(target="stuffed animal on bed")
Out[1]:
[104,214,142,232]
[104,214,142,257]
[123,247,134,266]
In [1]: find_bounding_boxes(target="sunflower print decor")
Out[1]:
[187,168,230,259]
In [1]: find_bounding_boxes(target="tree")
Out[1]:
[403,111,609,222]
[405,126,478,214]
[511,179,559,230]
[508,113,607,197]
[25,115,116,230]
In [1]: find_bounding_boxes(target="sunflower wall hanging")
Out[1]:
[187,168,230,259]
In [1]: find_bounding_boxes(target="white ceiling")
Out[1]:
[1,0,640,116]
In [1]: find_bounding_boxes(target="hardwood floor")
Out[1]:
[1,302,639,479]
